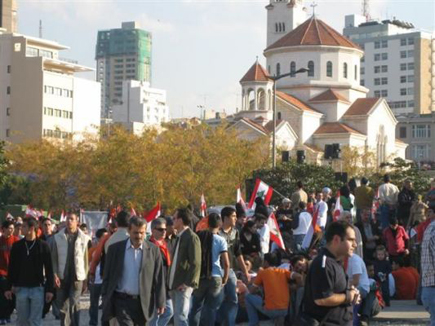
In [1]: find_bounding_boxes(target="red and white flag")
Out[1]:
[267,213,285,250]
[130,207,137,217]
[302,207,318,249]
[60,210,66,223]
[371,188,380,216]
[236,187,247,210]
[144,202,161,233]
[248,179,274,210]
[25,205,39,219]
[200,194,207,217]
[5,212,14,220]
[333,192,342,222]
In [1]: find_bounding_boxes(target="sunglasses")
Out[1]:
[155,228,167,232]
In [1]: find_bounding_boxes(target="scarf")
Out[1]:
[150,236,171,266]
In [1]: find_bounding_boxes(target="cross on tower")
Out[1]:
[311,1,318,16]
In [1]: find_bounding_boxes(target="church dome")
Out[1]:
[266,16,361,51]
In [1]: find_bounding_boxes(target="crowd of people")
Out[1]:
[0,175,434,326]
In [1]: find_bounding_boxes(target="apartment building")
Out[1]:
[343,15,435,116]
[95,22,152,118]
[0,0,17,33]
[0,32,101,143]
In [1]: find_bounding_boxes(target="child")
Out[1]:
[373,245,392,306]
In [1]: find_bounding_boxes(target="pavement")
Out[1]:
[9,295,430,326]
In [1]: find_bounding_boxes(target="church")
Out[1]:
[230,0,407,166]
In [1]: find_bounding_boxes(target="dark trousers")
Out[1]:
[0,276,14,319]
[89,283,103,326]
[57,280,83,326]
[114,293,145,326]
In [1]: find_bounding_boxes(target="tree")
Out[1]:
[340,146,378,178]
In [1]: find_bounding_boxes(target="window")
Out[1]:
[277,112,282,120]
[374,66,380,73]
[290,61,296,77]
[381,90,388,97]
[381,65,388,73]
[408,62,414,70]
[400,88,407,96]
[400,51,407,59]
[360,79,365,86]
[412,145,430,160]
[400,76,407,83]
[381,40,388,48]
[399,127,407,138]
[361,56,365,63]
[26,47,38,57]
[374,41,380,49]
[408,100,414,107]
[374,78,380,86]
[326,61,333,77]
[408,37,414,45]
[276,63,280,76]
[374,54,381,61]
[343,63,348,78]
[7,65,10,73]
[381,53,388,60]
[400,63,407,71]
[360,67,365,75]
[6,108,10,116]
[408,75,414,83]
[400,38,407,46]
[308,61,314,77]
[374,90,380,97]
[381,77,388,85]
[408,87,414,95]
[275,23,278,32]
[282,23,285,32]
[407,50,414,58]
[6,86,10,94]
[355,65,358,80]
[412,125,431,138]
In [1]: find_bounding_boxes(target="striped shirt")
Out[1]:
[421,220,435,287]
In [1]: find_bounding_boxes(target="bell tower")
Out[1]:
[266,0,306,47]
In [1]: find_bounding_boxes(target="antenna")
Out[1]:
[362,0,371,22]
[310,2,318,16]
[39,20,43,38]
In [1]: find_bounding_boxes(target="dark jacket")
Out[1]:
[101,239,166,322]
[355,220,383,253]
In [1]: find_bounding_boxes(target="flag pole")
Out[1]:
[272,188,287,200]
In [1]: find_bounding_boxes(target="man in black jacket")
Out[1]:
[5,217,54,326]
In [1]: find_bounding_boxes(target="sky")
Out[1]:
[17,0,435,118]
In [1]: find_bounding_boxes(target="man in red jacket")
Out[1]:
[0,220,20,324]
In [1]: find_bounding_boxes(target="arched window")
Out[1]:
[343,63,348,78]
[276,63,281,76]
[290,61,296,77]
[327,61,333,77]
[282,23,286,32]
[308,61,314,77]
[275,23,278,32]
[278,112,282,120]
[354,65,358,80]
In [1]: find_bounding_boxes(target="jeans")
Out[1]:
[149,299,173,326]
[189,277,223,326]
[57,280,83,326]
[217,269,238,326]
[245,293,287,326]
[170,286,193,326]
[422,287,435,326]
[89,283,103,326]
[380,205,394,230]
[15,286,45,326]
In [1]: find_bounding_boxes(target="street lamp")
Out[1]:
[271,67,310,168]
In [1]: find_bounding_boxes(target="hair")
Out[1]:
[128,216,147,229]
[361,177,368,185]
[235,203,246,218]
[208,213,221,229]
[175,207,193,226]
[298,201,306,210]
[243,220,256,233]
[221,207,236,221]
[340,185,350,198]
[41,218,52,225]
[80,223,87,229]
[375,244,386,253]
[391,256,405,268]
[365,260,374,269]
[23,217,38,230]
[255,213,267,223]
[383,174,391,183]
[116,211,130,227]
[164,216,174,227]
[95,228,107,239]
[290,254,307,268]
[151,217,166,230]
[389,215,398,226]
[325,220,352,244]
[2,220,14,229]
[297,181,303,189]
[264,251,281,267]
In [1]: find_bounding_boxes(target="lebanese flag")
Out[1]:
[248,179,274,210]
[302,207,319,249]
[267,213,285,250]
[144,202,161,233]
[130,207,137,217]
[200,194,207,217]
[236,187,247,211]
[333,192,342,222]
[25,205,39,218]
[60,210,66,223]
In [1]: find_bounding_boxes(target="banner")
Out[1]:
[81,211,108,238]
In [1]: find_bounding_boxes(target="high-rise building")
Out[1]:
[95,22,152,118]
[0,32,101,143]
[0,0,17,33]
[343,15,435,116]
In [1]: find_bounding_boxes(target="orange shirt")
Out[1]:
[89,233,111,275]
[392,268,417,300]
[403,266,419,291]
[254,267,291,310]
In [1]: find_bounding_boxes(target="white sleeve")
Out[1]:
[389,273,396,297]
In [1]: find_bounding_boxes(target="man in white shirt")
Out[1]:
[293,202,312,251]
[378,174,399,229]
[316,192,328,230]
[256,214,270,255]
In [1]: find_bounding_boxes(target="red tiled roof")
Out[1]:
[276,91,321,114]
[310,89,350,103]
[344,98,380,116]
[264,119,284,133]
[266,16,361,51]
[240,61,271,83]
[314,122,364,135]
